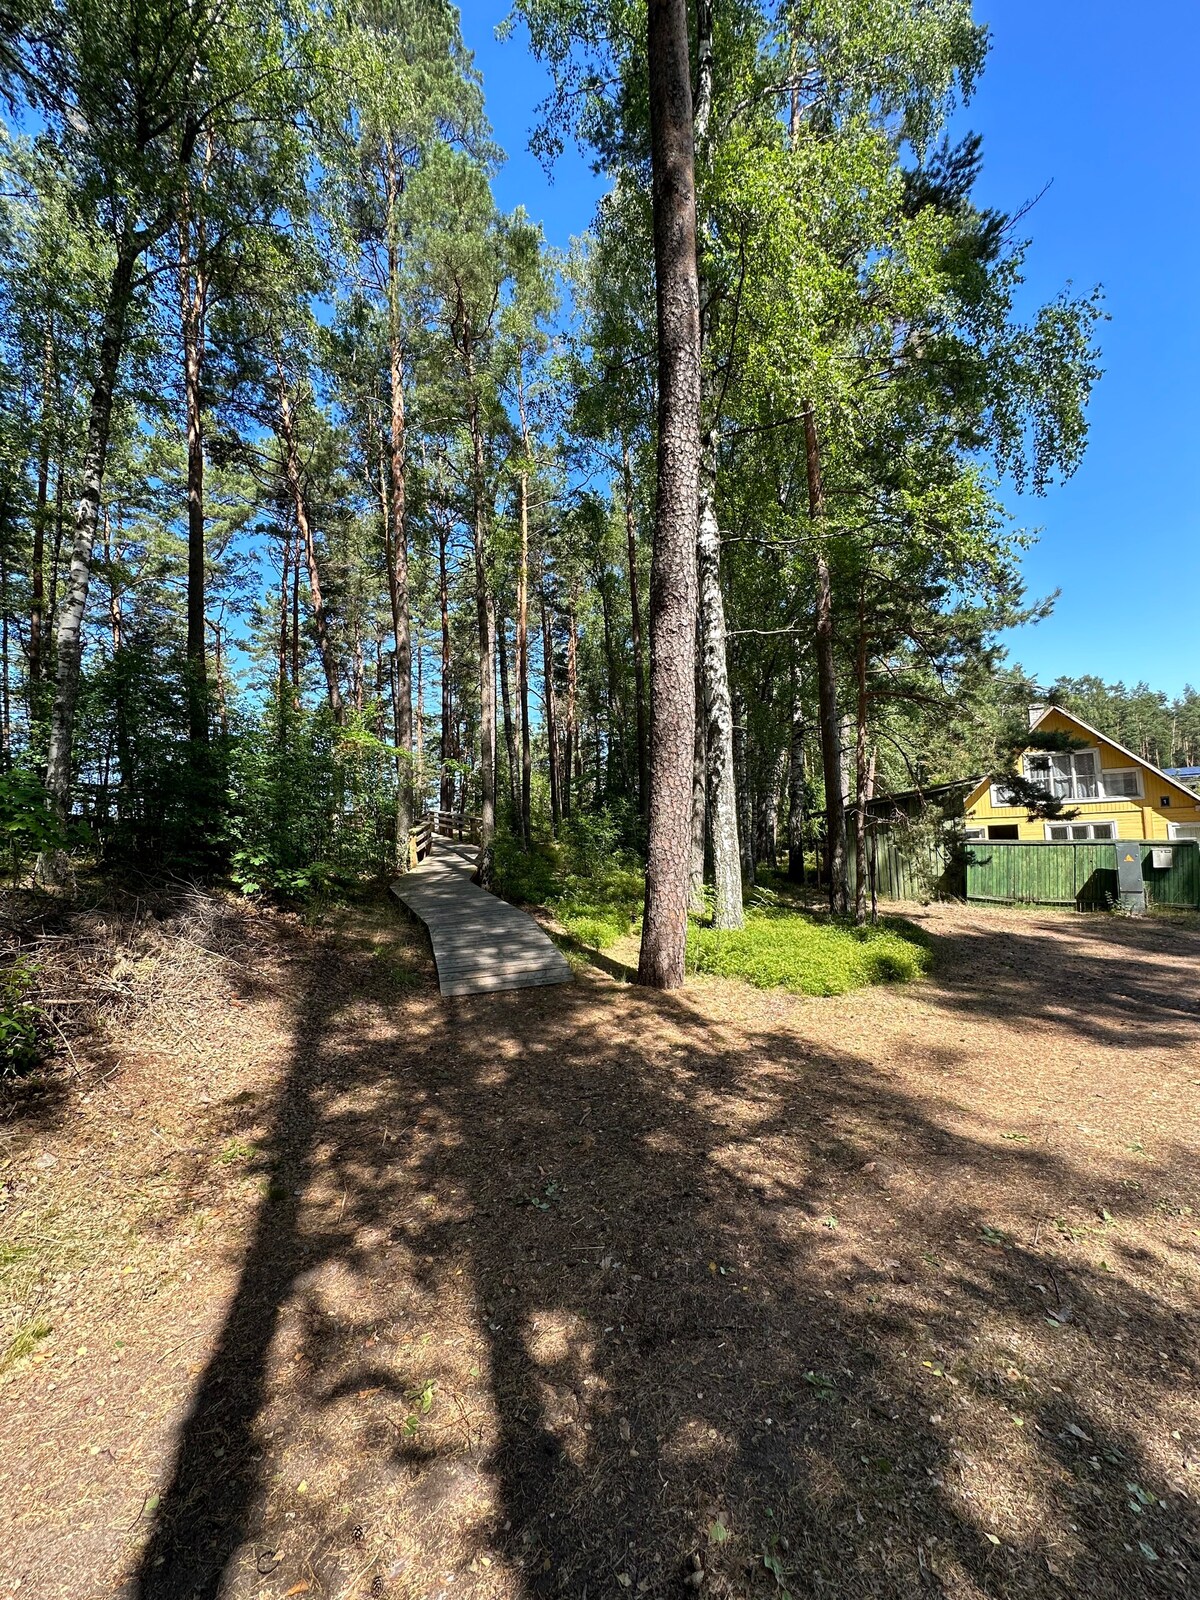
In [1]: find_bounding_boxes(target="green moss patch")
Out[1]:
[686,910,930,996]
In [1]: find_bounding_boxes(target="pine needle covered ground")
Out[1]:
[1,886,1197,1600]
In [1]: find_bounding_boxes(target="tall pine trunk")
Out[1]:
[414,632,425,813]
[517,477,533,847]
[541,581,561,836]
[515,362,536,846]
[638,0,702,989]
[44,232,138,830]
[466,370,496,866]
[385,163,413,859]
[803,401,847,914]
[29,320,53,716]
[178,170,209,746]
[437,502,454,815]
[563,589,577,820]
[622,443,649,820]
[787,661,807,882]
[276,360,342,724]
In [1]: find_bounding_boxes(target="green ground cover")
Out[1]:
[493,831,930,994]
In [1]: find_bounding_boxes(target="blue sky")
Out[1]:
[459,2,1199,700]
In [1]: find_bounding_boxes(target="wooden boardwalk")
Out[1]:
[392,843,573,998]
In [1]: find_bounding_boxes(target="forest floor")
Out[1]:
[1,885,1198,1600]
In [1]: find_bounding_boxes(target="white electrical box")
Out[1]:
[1152,846,1173,870]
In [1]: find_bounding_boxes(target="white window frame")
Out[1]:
[964,826,987,841]
[1168,822,1200,842]
[1022,748,1143,803]
[1043,819,1118,842]
[1097,767,1143,799]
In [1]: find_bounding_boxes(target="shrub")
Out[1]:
[227,697,397,901]
[553,865,644,949]
[0,959,44,1077]
[0,769,73,881]
[490,814,643,950]
[491,830,561,905]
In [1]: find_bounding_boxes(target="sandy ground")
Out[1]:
[1,896,1197,1600]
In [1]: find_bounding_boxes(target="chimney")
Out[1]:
[1028,703,1047,728]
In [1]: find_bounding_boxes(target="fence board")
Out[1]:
[965,839,1200,909]
[848,830,965,903]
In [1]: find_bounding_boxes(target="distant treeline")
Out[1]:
[1044,676,1200,770]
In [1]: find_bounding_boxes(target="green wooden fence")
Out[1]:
[848,829,966,903]
[964,839,1200,909]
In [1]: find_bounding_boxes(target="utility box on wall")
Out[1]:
[1116,844,1146,913]
[1152,846,1174,870]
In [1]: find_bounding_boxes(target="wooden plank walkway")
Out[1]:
[391,843,573,998]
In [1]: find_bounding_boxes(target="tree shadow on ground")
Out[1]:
[127,915,1199,1599]
[900,907,1200,1051]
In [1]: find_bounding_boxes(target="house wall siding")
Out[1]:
[964,708,1200,841]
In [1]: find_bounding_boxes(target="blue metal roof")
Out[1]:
[1163,767,1200,779]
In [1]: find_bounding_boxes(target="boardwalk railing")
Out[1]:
[432,809,483,846]
[405,809,483,870]
[406,814,435,870]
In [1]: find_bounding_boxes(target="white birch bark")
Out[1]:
[697,425,744,926]
[692,0,744,929]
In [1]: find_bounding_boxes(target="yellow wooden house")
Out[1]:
[964,705,1200,844]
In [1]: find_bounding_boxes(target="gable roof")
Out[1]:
[1029,704,1200,806]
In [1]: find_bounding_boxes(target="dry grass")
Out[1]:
[0,886,1197,1600]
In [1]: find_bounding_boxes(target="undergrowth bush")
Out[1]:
[0,768,76,881]
[491,832,561,905]
[0,959,44,1076]
[491,816,643,950]
[553,864,643,949]
[687,910,930,996]
[227,696,397,901]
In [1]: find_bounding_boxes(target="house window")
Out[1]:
[1023,751,1141,802]
[1045,821,1116,841]
[1104,769,1142,797]
[1025,750,1099,799]
[964,827,986,841]
[1169,823,1200,842]
[987,824,1020,841]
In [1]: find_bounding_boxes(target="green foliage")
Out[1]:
[552,849,643,949]
[491,830,561,905]
[987,721,1091,822]
[0,768,70,878]
[686,910,930,996]
[227,697,396,902]
[82,636,230,871]
[559,807,624,875]
[0,958,44,1077]
[491,812,643,949]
